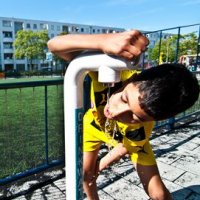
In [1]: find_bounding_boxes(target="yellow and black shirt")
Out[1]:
[83,70,156,165]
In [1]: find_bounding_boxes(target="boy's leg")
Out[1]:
[83,148,100,200]
[135,163,173,200]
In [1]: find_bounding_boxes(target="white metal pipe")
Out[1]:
[64,51,134,200]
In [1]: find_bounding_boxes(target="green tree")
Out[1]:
[14,30,49,71]
[148,35,177,63]
[179,32,198,56]
[148,32,198,64]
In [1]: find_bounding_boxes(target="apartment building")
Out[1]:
[0,17,125,71]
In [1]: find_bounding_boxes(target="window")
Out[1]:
[62,25,68,32]
[3,42,13,49]
[57,26,60,31]
[16,64,25,71]
[71,26,79,32]
[40,23,48,30]
[14,21,23,33]
[5,64,14,71]
[4,53,13,60]
[51,25,54,30]
[26,23,31,29]
[3,20,12,27]
[33,24,37,29]
[3,31,12,38]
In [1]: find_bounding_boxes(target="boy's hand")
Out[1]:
[100,30,149,60]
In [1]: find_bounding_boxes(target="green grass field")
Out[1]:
[0,77,64,179]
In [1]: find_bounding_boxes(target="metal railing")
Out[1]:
[144,23,200,66]
[0,79,64,185]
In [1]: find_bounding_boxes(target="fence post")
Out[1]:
[175,27,181,63]
[44,85,49,165]
[168,117,175,130]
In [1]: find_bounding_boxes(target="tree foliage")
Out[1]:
[179,32,198,55]
[14,30,49,71]
[148,32,198,64]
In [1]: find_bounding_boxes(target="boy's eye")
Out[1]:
[121,93,127,103]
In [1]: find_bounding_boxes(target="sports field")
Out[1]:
[0,77,64,179]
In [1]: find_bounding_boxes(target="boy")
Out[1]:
[48,30,199,200]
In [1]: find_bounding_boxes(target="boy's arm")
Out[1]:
[98,143,128,172]
[89,143,128,187]
[47,30,149,61]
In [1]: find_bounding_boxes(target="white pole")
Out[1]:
[64,66,86,200]
[64,52,134,199]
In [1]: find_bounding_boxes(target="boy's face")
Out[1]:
[104,83,154,124]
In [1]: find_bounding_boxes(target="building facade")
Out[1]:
[0,17,125,71]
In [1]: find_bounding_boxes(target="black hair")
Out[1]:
[132,63,199,120]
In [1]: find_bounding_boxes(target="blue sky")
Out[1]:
[0,0,200,31]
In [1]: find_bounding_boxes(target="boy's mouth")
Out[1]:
[104,107,119,121]
[104,107,113,119]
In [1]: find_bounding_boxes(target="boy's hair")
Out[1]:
[133,63,199,120]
